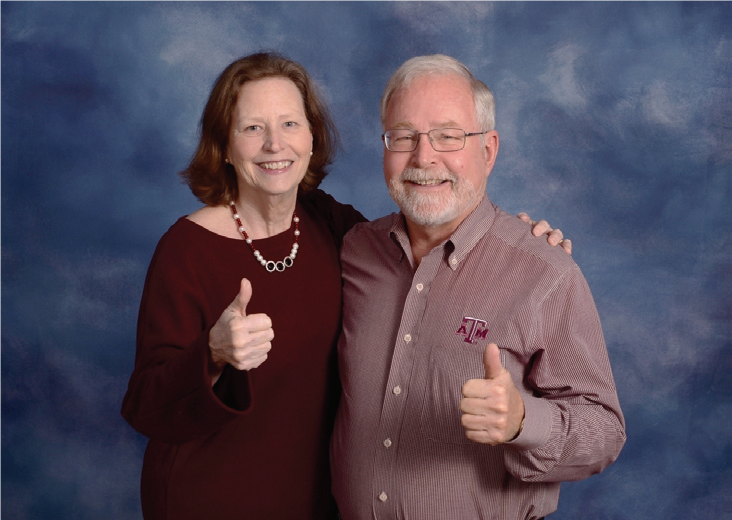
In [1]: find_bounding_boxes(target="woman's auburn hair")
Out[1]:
[180,52,339,206]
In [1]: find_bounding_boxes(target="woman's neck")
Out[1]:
[233,192,298,239]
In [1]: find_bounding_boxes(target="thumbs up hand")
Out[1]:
[209,278,274,376]
[460,343,525,445]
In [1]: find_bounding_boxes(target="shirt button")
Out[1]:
[416,283,424,291]
[404,334,411,343]
[451,257,458,266]
[379,492,388,502]
[383,438,392,448]
[393,386,402,395]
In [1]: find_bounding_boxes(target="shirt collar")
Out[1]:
[446,196,496,270]
[388,196,496,271]
[388,214,413,266]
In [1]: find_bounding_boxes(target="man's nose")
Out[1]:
[410,132,439,168]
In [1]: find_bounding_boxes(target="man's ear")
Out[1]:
[484,130,500,177]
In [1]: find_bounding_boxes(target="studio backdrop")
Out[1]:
[2,2,729,519]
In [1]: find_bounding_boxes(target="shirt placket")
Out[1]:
[372,247,445,517]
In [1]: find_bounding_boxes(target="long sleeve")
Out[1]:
[299,188,367,251]
[121,221,248,444]
[505,266,626,482]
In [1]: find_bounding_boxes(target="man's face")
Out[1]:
[382,74,498,231]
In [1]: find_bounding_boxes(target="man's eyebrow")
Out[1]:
[388,120,463,130]
[434,120,462,128]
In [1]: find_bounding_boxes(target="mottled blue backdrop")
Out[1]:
[2,2,730,519]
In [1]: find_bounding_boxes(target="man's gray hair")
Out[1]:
[380,54,495,132]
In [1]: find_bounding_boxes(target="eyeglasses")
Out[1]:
[382,128,488,152]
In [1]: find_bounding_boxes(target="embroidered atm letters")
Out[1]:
[456,317,489,344]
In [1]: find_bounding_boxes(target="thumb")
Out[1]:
[230,278,252,317]
[483,342,503,379]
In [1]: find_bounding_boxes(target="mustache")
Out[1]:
[399,167,457,184]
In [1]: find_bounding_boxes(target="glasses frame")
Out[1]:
[382,128,488,152]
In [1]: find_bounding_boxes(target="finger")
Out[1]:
[461,410,507,432]
[231,338,272,362]
[461,413,485,432]
[232,348,270,371]
[464,429,488,444]
[561,238,573,255]
[546,228,564,245]
[464,428,503,446]
[230,278,252,317]
[531,219,551,237]
[461,413,505,445]
[516,212,532,224]
[460,395,489,414]
[239,312,273,333]
[229,325,274,354]
[245,327,274,346]
[483,342,503,380]
[461,378,492,400]
[247,353,269,370]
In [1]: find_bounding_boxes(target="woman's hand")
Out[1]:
[209,278,274,383]
[517,212,572,254]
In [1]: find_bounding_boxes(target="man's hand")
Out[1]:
[517,212,572,254]
[460,343,525,445]
[209,278,274,378]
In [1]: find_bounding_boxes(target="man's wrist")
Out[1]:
[508,415,525,442]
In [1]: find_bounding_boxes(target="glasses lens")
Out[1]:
[385,130,417,151]
[384,128,468,151]
[429,128,465,151]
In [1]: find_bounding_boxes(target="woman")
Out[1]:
[121,52,567,519]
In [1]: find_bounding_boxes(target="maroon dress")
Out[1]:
[122,190,365,519]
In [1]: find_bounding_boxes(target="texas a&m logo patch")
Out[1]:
[455,316,489,344]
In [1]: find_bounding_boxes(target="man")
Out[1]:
[330,55,625,520]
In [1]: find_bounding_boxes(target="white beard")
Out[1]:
[388,167,484,227]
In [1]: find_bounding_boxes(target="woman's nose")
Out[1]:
[263,128,284,152]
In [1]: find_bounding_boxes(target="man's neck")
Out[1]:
[405,219,459,266]
[404,197,484,266]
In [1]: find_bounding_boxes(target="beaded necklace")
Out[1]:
[229,202,300,272]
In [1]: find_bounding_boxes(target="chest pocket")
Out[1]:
[420,342,485,445]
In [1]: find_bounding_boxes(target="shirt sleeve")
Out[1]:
[300,189,368,251]
[504,266,626,482]
[120,226,250,444]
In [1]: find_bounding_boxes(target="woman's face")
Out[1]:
[227,77,313,203]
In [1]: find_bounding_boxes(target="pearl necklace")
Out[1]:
[229,202,300,272]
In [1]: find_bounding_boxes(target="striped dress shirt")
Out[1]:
[331,196,625,520]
